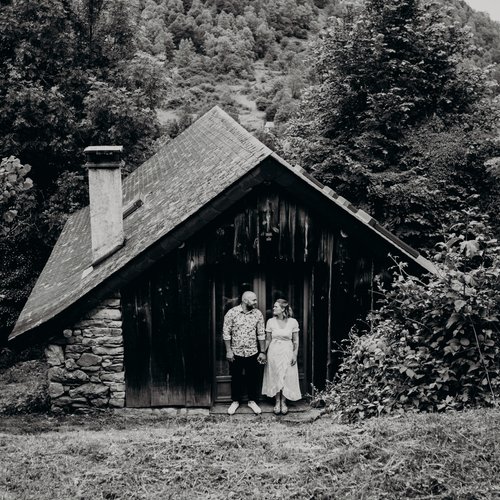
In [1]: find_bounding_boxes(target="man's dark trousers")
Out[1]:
[230,353,260,402]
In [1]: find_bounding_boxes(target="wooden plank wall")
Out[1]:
[122,243,211,407]
[150,259,185,406]
[122,280,152,407]
[123,184,382,404]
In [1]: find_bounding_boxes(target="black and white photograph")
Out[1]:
[0,0,499,498]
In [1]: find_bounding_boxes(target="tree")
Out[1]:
[115,52,170,108]
[0,157,34,237]
[174,38,201,74]
[0,156,37,342]
[0,0,77,88]
[0,0,161,184]
[0,0,163,342]
[169,13,197,45]
[80,80,161,172]
[0,78,78,189]
[162,0,185,25]
[259,0,316,39]
[285,0,499,247]
[254,21,276,58]
[204,27,255,77]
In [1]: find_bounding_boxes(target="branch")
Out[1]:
[469,318,497,406]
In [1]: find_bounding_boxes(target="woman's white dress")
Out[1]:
[262,317,302,401]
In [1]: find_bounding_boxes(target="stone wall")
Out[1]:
[45,297,125,412]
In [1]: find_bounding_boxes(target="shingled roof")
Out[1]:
[10,106,436,342]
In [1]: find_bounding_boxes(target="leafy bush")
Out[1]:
[255,96,272,112]
[0,344,46,370]
[265,101,279,121]
[316,206,500,420]
[0,156,34,236]
[0,359,49,414]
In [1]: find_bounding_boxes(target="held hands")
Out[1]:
[226,350,267,364]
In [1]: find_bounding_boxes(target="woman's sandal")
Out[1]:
[273,401,281,415]
[281,400,288,415]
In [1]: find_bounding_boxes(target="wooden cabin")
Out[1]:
[9,107,435,411]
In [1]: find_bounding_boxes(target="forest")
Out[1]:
[0,0,499,417]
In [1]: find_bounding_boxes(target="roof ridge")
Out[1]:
[270,153,437,275]
[208,106,274,156]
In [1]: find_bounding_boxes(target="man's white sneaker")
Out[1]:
[227,401,240,415]
[247,401,262,415]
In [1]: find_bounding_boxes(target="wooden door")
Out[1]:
[212,264,310,402]
[211,265,258,402]
[122,253,211,407]
[264,265,309,396]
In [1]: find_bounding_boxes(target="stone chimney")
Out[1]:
[84,146,125,266]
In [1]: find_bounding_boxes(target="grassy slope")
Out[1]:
[163,58,292,135]
[0,409,498,499]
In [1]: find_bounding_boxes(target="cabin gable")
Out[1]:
[120,181,397,407]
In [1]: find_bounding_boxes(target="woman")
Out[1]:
[262,298,301,414]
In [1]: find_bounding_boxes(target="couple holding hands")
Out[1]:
[223,291,301,415]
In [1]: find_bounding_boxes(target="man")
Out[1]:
[223,291,267,415]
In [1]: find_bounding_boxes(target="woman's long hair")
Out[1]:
[276,298,293,319]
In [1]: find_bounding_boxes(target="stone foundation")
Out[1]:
[45,297,125,412]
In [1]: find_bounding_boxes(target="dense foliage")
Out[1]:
[0,157,38,336]
[317,207,500,420]
[0,157,34,237]
[0,0,163,183]
[284,0,500,247]
[445,0,500,83]
[0,0,163,341]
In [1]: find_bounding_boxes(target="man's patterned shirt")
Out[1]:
[222,305,265,357]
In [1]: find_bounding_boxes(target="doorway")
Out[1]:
[211,264,311,403]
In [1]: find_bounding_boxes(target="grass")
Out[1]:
[0,408,499,499]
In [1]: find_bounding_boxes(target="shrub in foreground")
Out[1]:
[0,359,49,414]
[316,207,500,420]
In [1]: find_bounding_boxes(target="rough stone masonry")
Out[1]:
[45,297,125,412]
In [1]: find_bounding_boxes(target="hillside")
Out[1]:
[132,0,500,136]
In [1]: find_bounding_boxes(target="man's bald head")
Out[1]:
[242,291,256,302]
[241,291,258,310]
